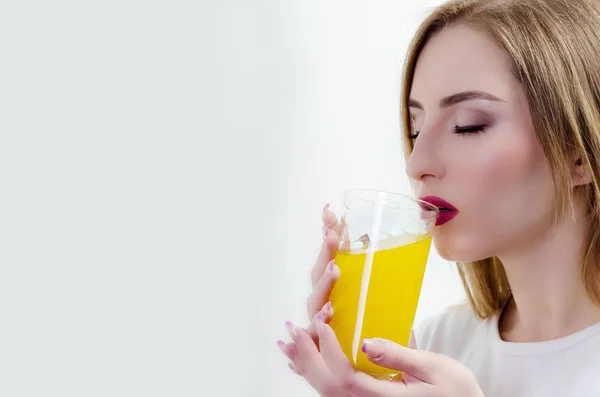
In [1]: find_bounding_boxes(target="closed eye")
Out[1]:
[454,124,486,134]
[408,124,486,139]
[409,124,486,140]
[408,118,419,140]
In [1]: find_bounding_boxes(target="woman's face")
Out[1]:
[407,25,555,262]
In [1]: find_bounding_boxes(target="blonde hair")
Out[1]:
[400,0,600,319]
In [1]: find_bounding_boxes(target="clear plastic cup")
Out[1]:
[329,189,438,380]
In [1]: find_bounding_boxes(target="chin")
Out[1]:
[432,228,491,263]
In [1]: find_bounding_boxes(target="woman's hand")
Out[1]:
[304,203,342,341]
[278,315,484,397]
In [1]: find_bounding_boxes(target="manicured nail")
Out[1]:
[323,224,331,240]
[362,338,384,360]
[277,340,295,360]
[322,202,330,218]
[288,362,296,372]
[325,301,331,312]
[285,321,297,339]
[328,259,335,272]
[316,312,325,333]
[276,340,286,353]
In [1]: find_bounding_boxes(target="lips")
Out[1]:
[419,196,459,226]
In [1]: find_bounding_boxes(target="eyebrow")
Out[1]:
[408,90,505,110]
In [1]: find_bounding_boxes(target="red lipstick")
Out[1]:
[419,196,459,226]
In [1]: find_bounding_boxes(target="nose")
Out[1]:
[405,131,445,182]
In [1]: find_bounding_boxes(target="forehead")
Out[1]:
[410,25,520,104]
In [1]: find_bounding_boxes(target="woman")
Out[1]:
[277,0,600,395]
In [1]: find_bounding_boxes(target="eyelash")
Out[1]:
[408,124,486,140]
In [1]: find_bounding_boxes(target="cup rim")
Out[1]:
[342,188,439,223]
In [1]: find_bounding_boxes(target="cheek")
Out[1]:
[435,129,553,261]
[474,139,553,236]
[453,132,547,209]
[476,132,552,210]
[477,140,543,193]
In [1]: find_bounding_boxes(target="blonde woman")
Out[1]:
[277,0,600,396]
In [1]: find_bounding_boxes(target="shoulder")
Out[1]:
[414,302,488,354]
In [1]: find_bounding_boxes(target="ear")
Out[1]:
[571,156,593,187]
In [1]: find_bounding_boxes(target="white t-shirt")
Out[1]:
[414,303,600,397]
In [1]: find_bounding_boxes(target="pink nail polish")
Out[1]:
[328,259,335,272]
[322,202,330,217]
[361,339,383,360]
[285,321,297,338]
[323,224,330,240]
[315,313,325,333]
[325,301,331,312]
[288,362,296,371]
[277,340,293,359]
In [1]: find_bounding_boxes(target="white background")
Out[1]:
[0,1,464,396]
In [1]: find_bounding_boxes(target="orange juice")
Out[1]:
[329,235,432,379]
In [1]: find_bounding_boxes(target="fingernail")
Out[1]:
[323,260,334,277]
[316,312,325,333]
[285,321,297,339]
[323,224,331,240]
[322,202,330,218]
[325,301,331,313]
[362,339,384,360]
[276,340,286,353]
[277,340,295,360]
[288,362,296,372]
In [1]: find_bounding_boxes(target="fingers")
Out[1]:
[306,300,334,342]
[311,202,342,286]
[277,339,297,362]
[323,203,345,238]
[315,315,354,373]
[311,227,340,286]
[315,316,403,397]
[307,261,340,319]
[322,202,340,231]
[287,324,344,396]
[362,338,437,384]
[277,320,427,397]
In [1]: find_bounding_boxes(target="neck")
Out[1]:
[498,198,600,342]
